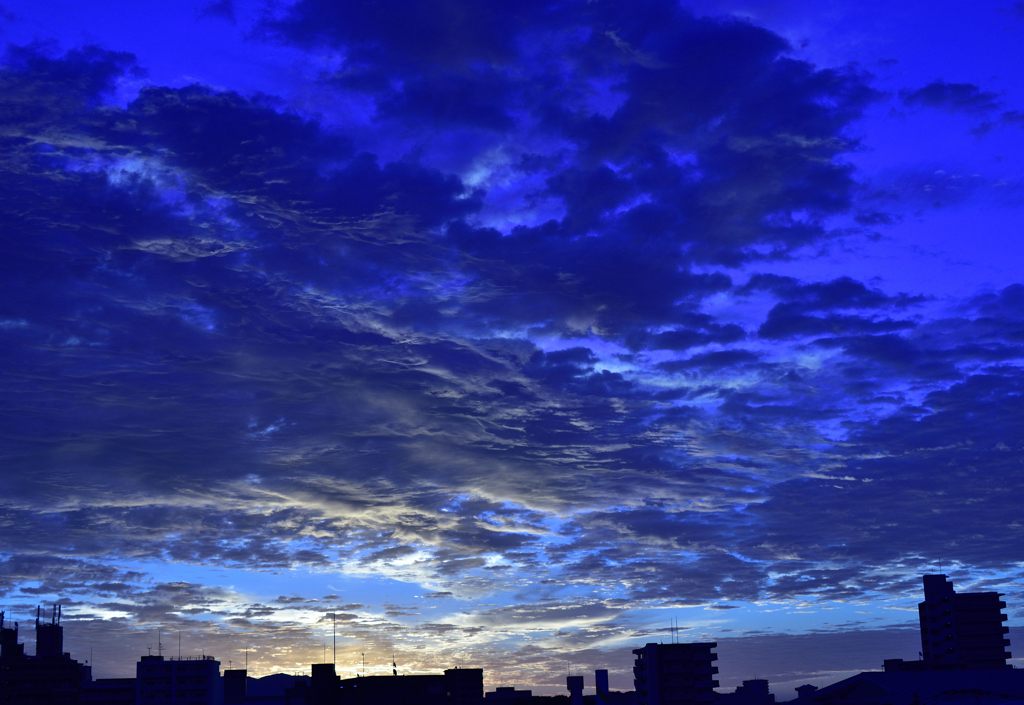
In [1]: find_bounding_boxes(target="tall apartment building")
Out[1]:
[632,642,719,705]
[918,574,1011,669]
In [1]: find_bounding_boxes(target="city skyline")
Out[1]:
[0,572,1017,701]
[1,0,1023,696]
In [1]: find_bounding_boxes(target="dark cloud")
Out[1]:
[900,80,1002,114]
[266,0,878,311]
[375,70,517,131]
[1002,110,1024,128]
[198,0,235,23]
[741,370,1024,575]
[657,349,760,373]
[741,275,919,309]
[262,0,557,71]
[0,42,141,129]
[854,211,895,226]
[759,308,915,340]
[1002,2,1024,20]
[742,276,922,340]
[971,283,1024,320]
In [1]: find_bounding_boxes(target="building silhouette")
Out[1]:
[596,669,610,705]
[792,668,1024,705]
[718,679,775,705]
[791,574,1021,705]
[136,653,222,704]
[0,606,91,705]
[0,573,1017,705]
[223,669,247,704]
[305,662,483,705]
[80,677,136,704]
[633,643,719,705]
[566,675,584,705]
[917,573,1011,669]
[484,686,532,701]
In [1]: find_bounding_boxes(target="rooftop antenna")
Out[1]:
[157,630,163,657]
[178,632,181,660]
[245,648,248,670]
[362,652,365,677]
[333,611,336,667]
[392,653,397,677]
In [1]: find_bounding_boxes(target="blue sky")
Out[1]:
[1,0,1022,696]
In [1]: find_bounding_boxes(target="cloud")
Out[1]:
[900,80,1002,114]
[1001,2,1024,20]
[657,349,760,373]
[197,0,235,23]
[741,276,922,340]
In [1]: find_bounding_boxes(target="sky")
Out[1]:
[1,0,1023,697]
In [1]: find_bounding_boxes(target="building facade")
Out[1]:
[917,573,1011,669]
[136,654,223,704]
[632,643,719,705]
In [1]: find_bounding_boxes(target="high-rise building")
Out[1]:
[918,574,1011,669]
[632,642,719,705]
[596,669,610,705]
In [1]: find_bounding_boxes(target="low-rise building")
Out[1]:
[136,654,222,704]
